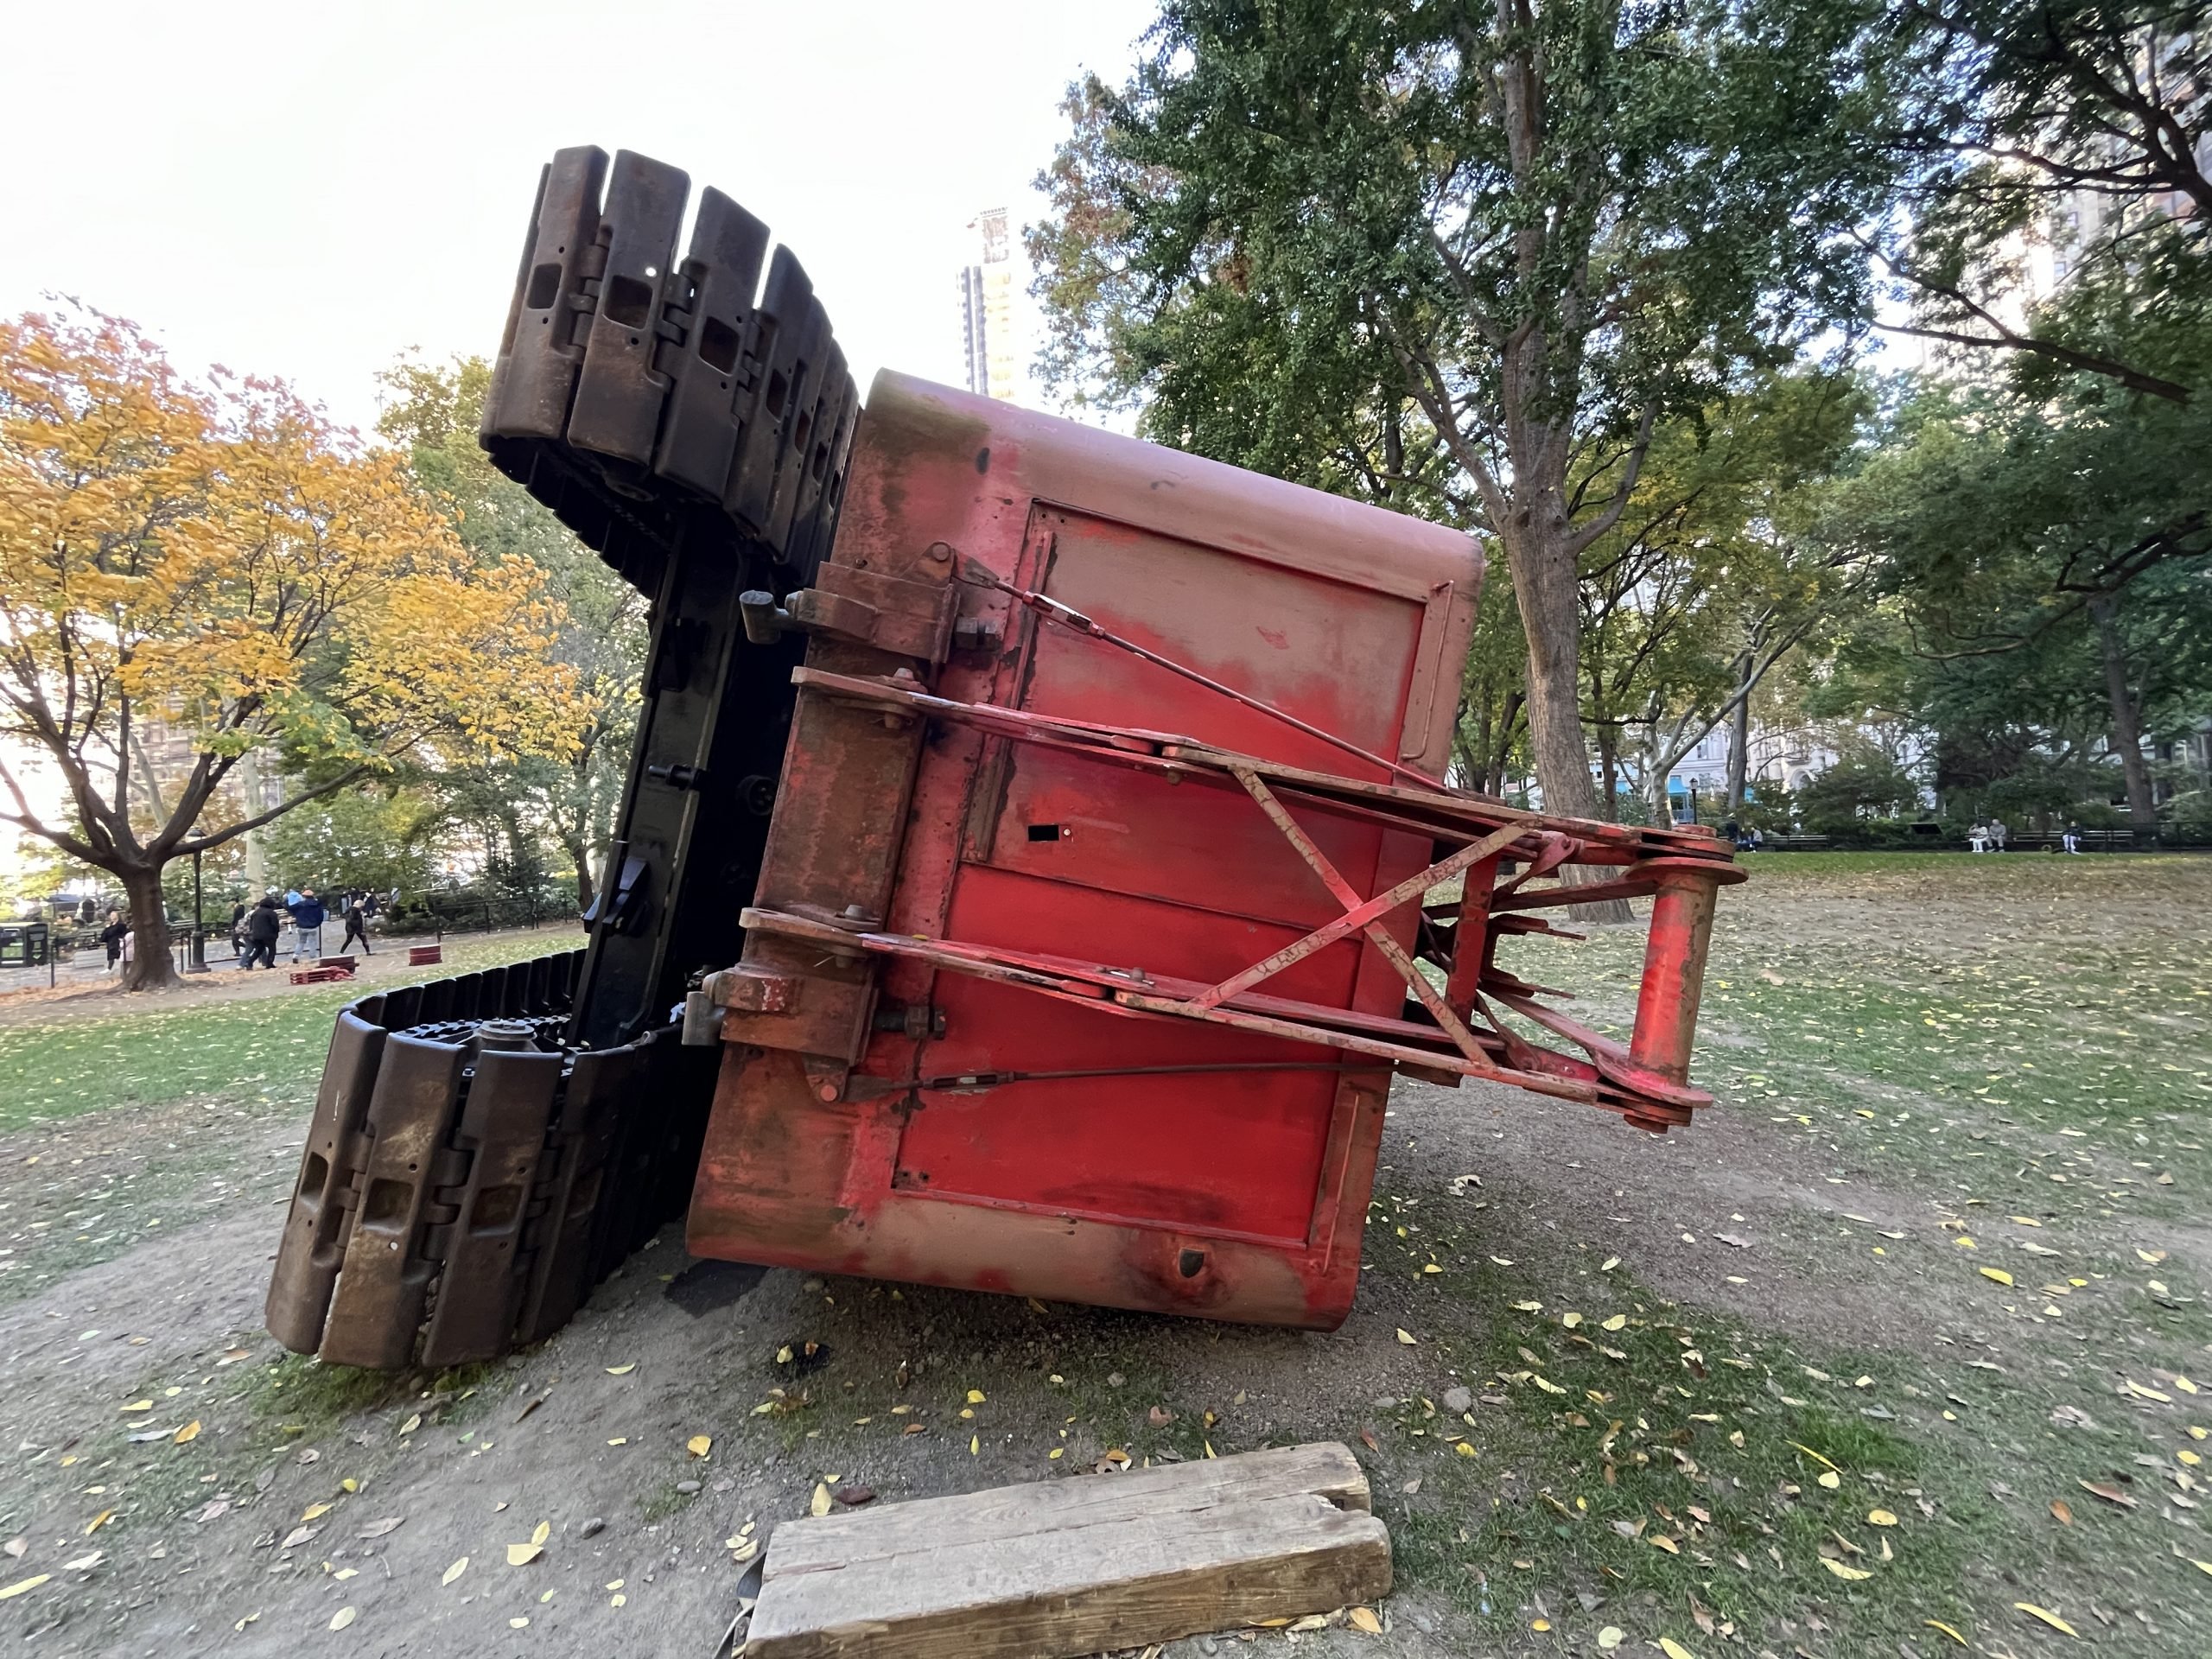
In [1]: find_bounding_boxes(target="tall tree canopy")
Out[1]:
[1876,0,2209,402]
[1031,0,1897,820]
[0,307,584,987]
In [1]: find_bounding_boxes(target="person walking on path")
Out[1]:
[292,888,327,962]
[340,901,372,956]
[242,896,282,970]
[98,908,128,972]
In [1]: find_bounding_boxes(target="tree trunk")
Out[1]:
[1495,516,1633,920]
[563,833,596,915]
[1597,727,1619,821]
[118,861,178,991]
[1498,518,1601,820]
[2091,594,2158,830]
[1725,665,1752,812]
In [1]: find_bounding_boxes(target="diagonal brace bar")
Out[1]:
[1197,769,1521,1070]
[1189,775,1524,1016]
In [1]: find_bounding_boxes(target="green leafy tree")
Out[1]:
[1874,0,2209,403]
[1030,0,1898,823]
[375,356,646,910]
[1576,371,1873,820]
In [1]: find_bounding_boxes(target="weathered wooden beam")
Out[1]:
[747,1442,1391,1658]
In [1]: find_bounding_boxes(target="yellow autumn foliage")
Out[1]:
[0,305,583,818]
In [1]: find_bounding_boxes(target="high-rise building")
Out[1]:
[957,208,1020,402]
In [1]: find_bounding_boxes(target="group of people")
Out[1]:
[231,887,382,970]
[1967,819,2088,853]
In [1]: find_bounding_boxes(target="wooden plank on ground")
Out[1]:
[747,1443,1390,1659]
[766,1440,1370,1579]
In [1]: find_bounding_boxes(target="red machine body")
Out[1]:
[688,373,1736,1329]
[264,147,1741,1372]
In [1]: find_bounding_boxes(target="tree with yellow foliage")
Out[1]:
[0,305,584,988]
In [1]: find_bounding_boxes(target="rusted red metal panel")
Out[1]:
[690,373,1482,1327]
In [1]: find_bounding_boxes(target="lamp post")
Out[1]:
[184,847,210,974]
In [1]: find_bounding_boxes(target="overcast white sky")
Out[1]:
[3,0,1157,433]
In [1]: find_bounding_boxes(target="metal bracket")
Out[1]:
[783,565,959,662]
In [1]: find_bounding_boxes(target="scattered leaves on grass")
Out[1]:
[2015,1603,2078,1637]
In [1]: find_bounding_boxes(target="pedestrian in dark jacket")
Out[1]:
[340,902,372,956]
[243,897,281,970]
[292,888,327,962]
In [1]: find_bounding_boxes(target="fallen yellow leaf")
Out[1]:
[1601,1313,1627,1332]
[966,1389,986,1404]
[1923,1618,1967,1644]
[506,1543,542,1567]
[1980,1267,2014,1287]
[1821,1557,1872,1580]
[173,1421,200,1444]
[1347,1606,1382,1634]
[0,1575,51,1601]
[2015,1602,2077,1637]
[1867,1509,1897,1526]
[686,1435,712,1458]
[442,1556,468,1586]
[302,1502,332,1522]
[1818,1471,1841,1490]
[531,1521,550,1547]
[1659,1640,1701,1659]
[84,1510,114,1536]
[605,1363,636,1376]
[328,1606,356,1630]
[118,1400,151,1414]
[810,1483,831,1517]
[1395,1328,1417,1345]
